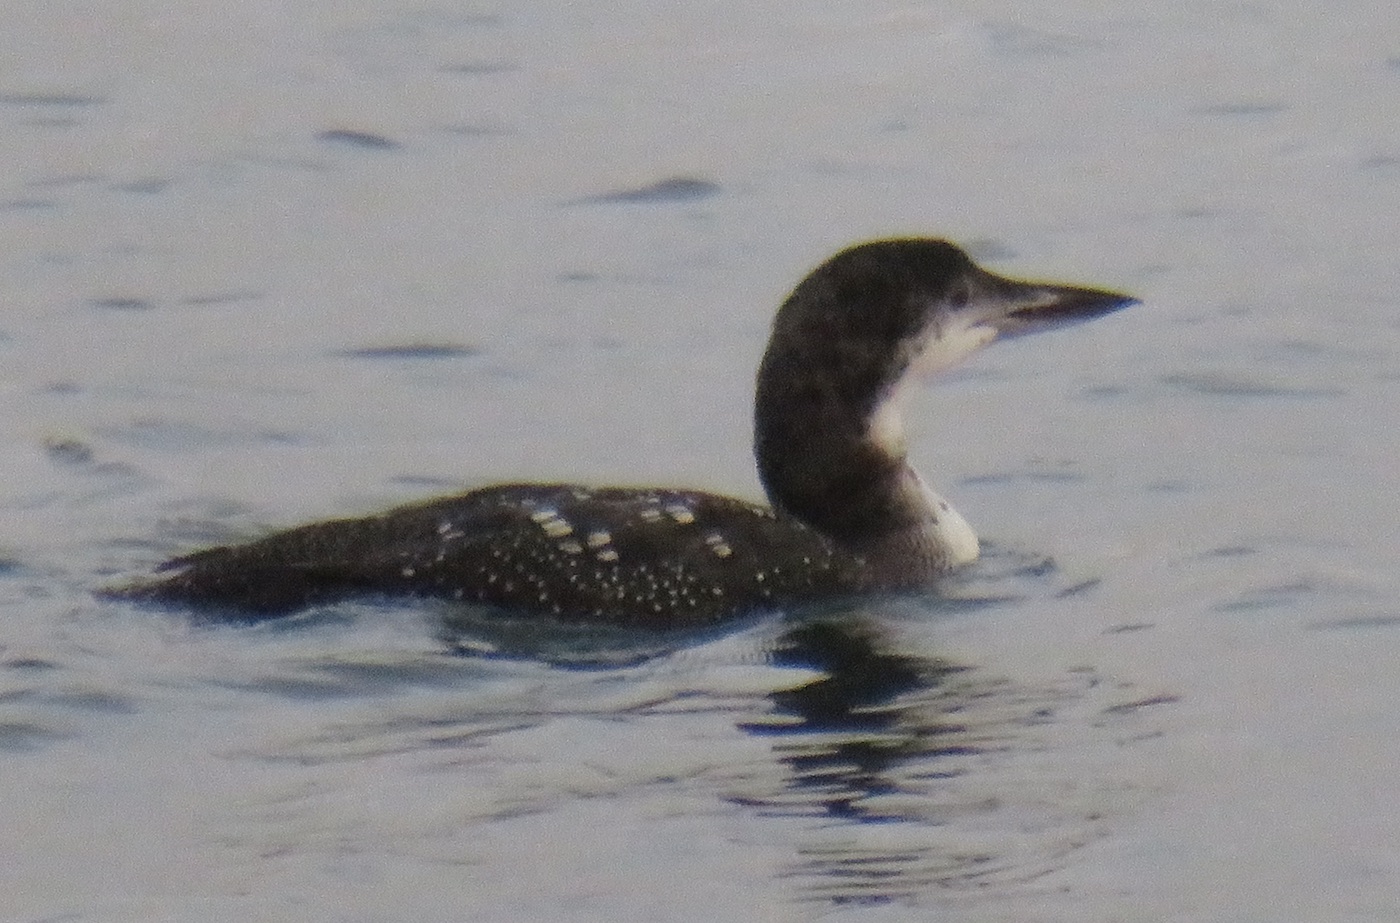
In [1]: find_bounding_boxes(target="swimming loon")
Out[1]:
[106,238,1136,626]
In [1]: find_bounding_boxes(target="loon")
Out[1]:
[106,238,1136,627]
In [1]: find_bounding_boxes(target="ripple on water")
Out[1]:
[0,658,140,755]
[0,92,108,107]
[87,297,155,312]
[1307,614,1400,632]
[1191,100,1290,118]
[0,720,67,753]
[104,417,301,451]
[1160,371,1343,399]
[334,342,482,361]
[569,176,722,205]
[316,128,400,150]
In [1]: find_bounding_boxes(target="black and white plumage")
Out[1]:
[105,238,1136,626]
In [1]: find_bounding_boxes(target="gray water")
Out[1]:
[4,1,1400,920]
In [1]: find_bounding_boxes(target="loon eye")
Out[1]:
[947,281,970,309]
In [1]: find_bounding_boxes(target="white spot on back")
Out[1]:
[541,518,573,538]
[664,504,695,524]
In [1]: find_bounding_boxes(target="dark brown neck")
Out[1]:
[753,345,935,544]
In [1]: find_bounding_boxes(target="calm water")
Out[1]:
[3,1,1400,920]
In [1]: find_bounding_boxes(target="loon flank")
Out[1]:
[107,238,1137,626]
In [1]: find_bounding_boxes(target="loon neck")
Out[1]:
[753,347,978,578]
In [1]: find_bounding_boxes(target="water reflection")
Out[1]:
[736,613,1098,906]
[741,618,969,822]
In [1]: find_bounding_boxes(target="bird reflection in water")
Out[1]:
[741,618,972,821]
[432,595,1109,906]
[735,613,1084,907]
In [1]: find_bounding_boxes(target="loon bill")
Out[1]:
[105,238,1137,626]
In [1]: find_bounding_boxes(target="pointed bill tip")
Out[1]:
[991,277,1140,339]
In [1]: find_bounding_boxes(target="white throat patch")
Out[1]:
[908,320,998,378]
[910,467,980,565]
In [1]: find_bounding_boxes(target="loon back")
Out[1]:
[105,237,1137,626]
[115,485,862,626]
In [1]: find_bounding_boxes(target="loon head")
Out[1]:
[763,238,1137,403]
[754,237,1137,569]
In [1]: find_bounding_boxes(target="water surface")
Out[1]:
[3,1,1399,920]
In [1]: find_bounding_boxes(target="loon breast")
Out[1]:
[105,237,1137,626]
